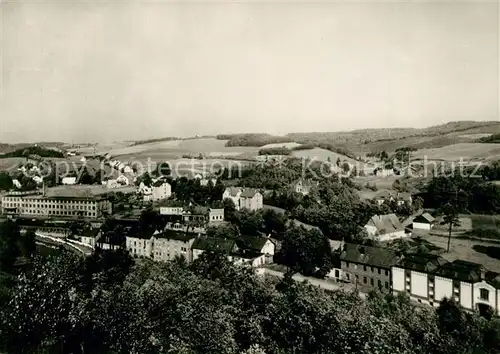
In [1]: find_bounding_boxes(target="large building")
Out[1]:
[222,187,263,211]
[340,243,400,293]
[364,214,407,242]
[1,190,112,219]
[151,231,197,263]
[392,255,500,315]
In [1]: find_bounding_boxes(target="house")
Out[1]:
[12,179,22,189]
[32,176,43,185]
[192,237,236,262]
[374,191,412,206]
[123,165,133,174]
[80,228,101,248]
[62,177,77,185]
[222,187,242,209]
[200,177,218,187]
[340,243,400,292]
[239,189,263,211]
[293,180,315,195]
[160,206,184,216]
[117,173,134,186]
[375,168,395,177]
[392,257,500,315]
[97,231,125,250]
[150,230,197,263]
[150,180,172,201]
[232,235,275,267]
[364,213,407,241]
[104,179,119,189]
[126,235,154,258]
[412,212,435,230]
[327,253,343,282]
[208,208,224,223]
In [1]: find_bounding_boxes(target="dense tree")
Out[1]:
[0,221,21,272]
[19,230,36,259]
[0,172,13,191]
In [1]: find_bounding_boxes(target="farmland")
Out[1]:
[412,143,500,162]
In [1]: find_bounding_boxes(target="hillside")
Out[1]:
[0,146,65,159]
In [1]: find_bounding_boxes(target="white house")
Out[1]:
[104,179,119,189]
[62,177,77,185]
[239,189,263,211]
[117,173,134,186]
[32,176,43,185]
[123,165,133,174]
[200,177,218,187]
[142,181,171,202]
[160,206,184,216]
[126,235,153,258]
[412,212,435,231]
[392,256,500,316]
[222,187,242,209]
[12,179,22,189]
[208,208,224,223]
[364,213,407,242]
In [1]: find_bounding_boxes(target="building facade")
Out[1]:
[239,189,263,211]
[1,192,112,219]
[340,243,400,292]
[151,231,196,263]
[208,208,224,223]
[392,257,500,315]
[364,214,407,242]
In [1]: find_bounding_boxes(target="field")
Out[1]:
[291,147,360,166]
[260,142,303,149]
[412,143,500,162]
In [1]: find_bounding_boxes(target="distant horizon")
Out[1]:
[2,1,498,144]
[1,119,498,145]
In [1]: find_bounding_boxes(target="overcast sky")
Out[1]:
[1,0,499,143]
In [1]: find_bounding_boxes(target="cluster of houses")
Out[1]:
[328,242,500,316]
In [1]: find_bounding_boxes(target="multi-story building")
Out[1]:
[392,256,500,316]
[340,243,400,293]
[222,187,242,208]
[1,190,111,219]
[151,231,197,263]
[126,234,154,258]
[239,189,263,211]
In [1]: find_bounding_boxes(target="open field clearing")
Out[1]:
[422,234,500,273]
[458,133,493,139]
[0,157,30,172]
[354,175,399,189]
[291,147,360,165]
[412,143,500,162]
[260,142,303,149]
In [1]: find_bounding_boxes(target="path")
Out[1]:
[35,232,93,256]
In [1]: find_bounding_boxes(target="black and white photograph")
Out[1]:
[0,0,499,353]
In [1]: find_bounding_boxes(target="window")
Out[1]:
[334,270,339,278]
[378,268,381,274]
[363,265,367,271]
[378,280,382,288]
[385,282,389,289]
[385,270,389,276]
[480,288,489,301]
[370,278,374,286]
[363,277,367,284]
[346,274,350,281]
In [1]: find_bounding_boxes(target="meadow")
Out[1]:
[412,143,500,162]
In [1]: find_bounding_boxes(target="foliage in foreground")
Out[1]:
[1,250,500,354]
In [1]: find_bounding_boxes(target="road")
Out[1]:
[35,232,93,256]
[259,268,367,298]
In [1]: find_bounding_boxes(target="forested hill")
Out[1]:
[0,145,65,159]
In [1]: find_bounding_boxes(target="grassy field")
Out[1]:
[412,143,500,162]
[291,147,360,165]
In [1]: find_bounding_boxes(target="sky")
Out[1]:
[1,0,499,143]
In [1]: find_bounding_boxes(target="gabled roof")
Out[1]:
[154,230,197,242]
[224,187,242,197]
[397,254,447,273]
[192,237,235,253]
[340,243,399,268]
[365,214,403,234]
[240,188,260,198]
[413,212,435,224]
[434,259,488,283]
[235,235,269,253]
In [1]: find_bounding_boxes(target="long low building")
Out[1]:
[1,190,112,219]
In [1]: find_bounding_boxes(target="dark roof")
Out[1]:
[225,187,241,197]
[191,237,235,253]
[154,230,197,242]
[340,243,399,268]
[152,180,169,188]
[235,235,269,252]
[434,259,487,283]
[366,214,403,234]
[397,254,448,273]
[240,188,259,198]
[231,249,263,260]
[413,212,435,224]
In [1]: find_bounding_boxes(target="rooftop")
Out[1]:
[366,213,404,234]
[192,236,235,253]
[241,188,260,198]
[397,253,448,273]
[340,243,400,268]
